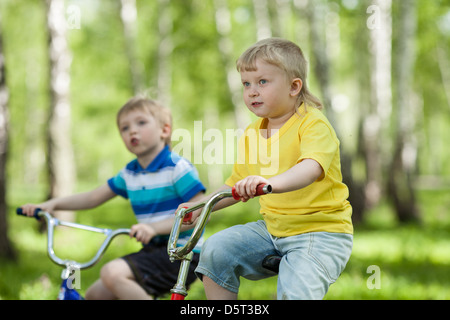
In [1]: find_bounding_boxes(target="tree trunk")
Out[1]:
[364,0,393,208]
[269,0,291,38]
[305,0,366,222]
[388,136,420,222]
[156,0,173,107]
[252,0,272,41]
[120,0,144,95]
[0,19,15,260]
[46,0,76,222]
[388,0,420,223]
[213,0,250,130]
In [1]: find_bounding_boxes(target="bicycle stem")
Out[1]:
[168,189,233,261]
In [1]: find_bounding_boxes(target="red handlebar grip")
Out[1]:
[181,207,192,222]
[255,183,271,195]
[232,184,271,200]
[231,187,240,200]
[183,212,192,222]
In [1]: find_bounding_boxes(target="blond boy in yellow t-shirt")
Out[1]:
[181,38,353,300]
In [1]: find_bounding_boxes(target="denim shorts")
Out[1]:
[195,220,353,300]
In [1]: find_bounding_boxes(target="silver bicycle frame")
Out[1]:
[167,189,234,261]
[167,190,234,298]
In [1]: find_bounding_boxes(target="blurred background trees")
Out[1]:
[0,0,449,281]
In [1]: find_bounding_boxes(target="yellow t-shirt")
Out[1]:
[225,105,353,237]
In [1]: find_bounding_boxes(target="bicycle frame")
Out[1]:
[167,184,272,300]
[17,208,130,300]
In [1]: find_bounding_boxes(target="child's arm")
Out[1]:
[20,183,116,216]
[233,159,323,202]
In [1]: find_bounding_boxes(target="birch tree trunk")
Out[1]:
[120,0,144,95]
[388,0,420,222]
[305,0,366,222]
[252,0,272,41]
[364,0,392,208]
[46,0,76,222]
[156,0,173,107]
[0,19,15,259]
[269,0,290,38]
[213,0,249,130]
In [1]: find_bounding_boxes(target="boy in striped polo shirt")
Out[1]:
[20,97,205,299]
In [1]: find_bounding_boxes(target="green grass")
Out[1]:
[1,189,449,300]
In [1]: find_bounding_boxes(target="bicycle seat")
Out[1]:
[262,255,282,273]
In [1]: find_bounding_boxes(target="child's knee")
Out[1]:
[100,259,127,287]
[100,264,114,287]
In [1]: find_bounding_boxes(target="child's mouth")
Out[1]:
[131,138,139,146]
[252,102,263,107]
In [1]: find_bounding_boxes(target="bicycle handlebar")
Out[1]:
[168,184,272,261]
[16,208,131,270]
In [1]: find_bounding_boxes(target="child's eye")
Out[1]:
[259,79,267,85]
[242,81,250,87]
[120,126,129,132]
[138,120,147,125]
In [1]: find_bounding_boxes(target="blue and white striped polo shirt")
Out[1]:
[107,145,205,251]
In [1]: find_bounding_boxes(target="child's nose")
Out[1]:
[129,125,138,134]
[249,87,259,97]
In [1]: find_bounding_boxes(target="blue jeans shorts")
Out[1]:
[195,220,353,300]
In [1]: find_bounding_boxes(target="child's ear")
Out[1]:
[161,123,171,140]
[290,78,303,97]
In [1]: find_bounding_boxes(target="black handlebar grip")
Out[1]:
[16,207,42,220]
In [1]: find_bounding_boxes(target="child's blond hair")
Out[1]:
[117,97,172,147]
[236,38,322,110]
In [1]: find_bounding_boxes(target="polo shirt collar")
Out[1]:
[127,145,170,173]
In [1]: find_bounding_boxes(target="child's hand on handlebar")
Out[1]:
[20,202,55,217]
[233,176,270,202]
[130,223,156,244]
